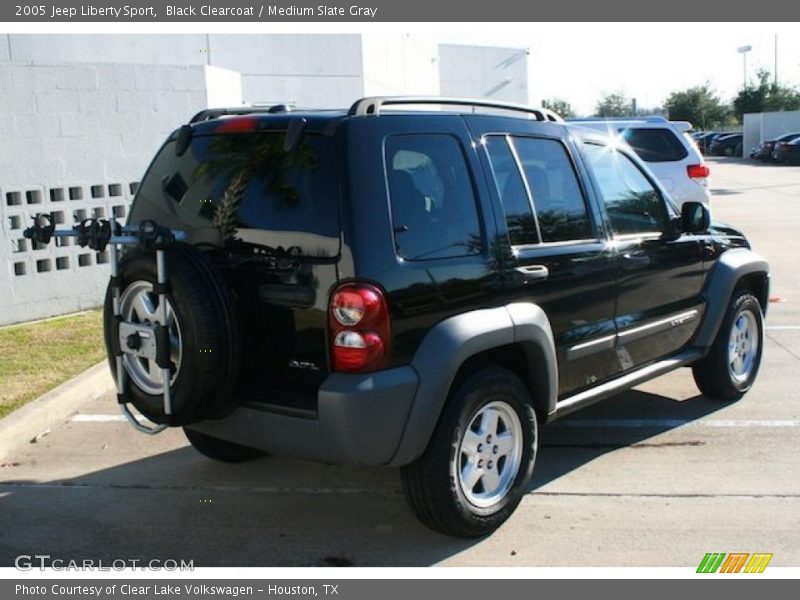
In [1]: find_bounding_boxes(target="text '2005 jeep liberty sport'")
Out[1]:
[26,96,770,537]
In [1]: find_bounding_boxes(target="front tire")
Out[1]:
[693,290,764,401]
[184,428,266,463]
[401,368,537,538]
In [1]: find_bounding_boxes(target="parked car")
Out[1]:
[28,97,770,538]
[709,133,743,156]
[752,132,800,161]
[694,131,719,154]
[771,135,800,163]
[570,116,710,206]
[705,133,732,154]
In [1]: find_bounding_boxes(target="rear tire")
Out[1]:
[184,428,266,463]
[692,290,763,401]
[401,367,537,538]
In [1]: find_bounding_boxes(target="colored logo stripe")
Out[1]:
[697,552,773,573]
[720,553,749,573]
[744,553,773,573]
[697,553,726,573]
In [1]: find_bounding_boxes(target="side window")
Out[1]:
[512,137,593,243]
[582,143,670,236]
[483,136,538,245]
[385,135,482,260]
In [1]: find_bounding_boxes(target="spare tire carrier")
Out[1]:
[24,213,186,435]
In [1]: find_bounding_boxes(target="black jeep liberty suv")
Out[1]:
[103,97,769,537]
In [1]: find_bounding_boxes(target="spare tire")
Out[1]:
[103,243,240,426]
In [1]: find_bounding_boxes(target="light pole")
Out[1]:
[774,34,778,86]
[737,45,752,89]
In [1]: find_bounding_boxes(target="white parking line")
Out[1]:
[71,414,800,429]
[72,414,144,422]
[554,419,800,428]
[765,326,800,330]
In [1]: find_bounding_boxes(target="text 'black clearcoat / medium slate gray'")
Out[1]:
[99,97,770,537]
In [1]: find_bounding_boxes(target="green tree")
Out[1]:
[664,83,729,130]
[594,92,631,117]
[764,83,800,112]
[733,69,800,121]
[543,98,576,118]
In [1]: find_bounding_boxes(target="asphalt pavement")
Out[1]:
[1,157,798,567]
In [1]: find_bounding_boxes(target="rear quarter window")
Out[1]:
[385,134,482,261]
[620,127,689,163]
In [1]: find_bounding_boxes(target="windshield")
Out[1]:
[130,132,340,257]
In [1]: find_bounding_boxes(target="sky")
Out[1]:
[434,23,800,115]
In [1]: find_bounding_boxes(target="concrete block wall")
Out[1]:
[0,35,530,325]
[0,61,208,325]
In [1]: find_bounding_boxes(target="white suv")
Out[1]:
[569,116,711,207]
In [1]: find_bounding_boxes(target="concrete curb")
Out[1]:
[0,361,113,461]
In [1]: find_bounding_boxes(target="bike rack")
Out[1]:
[24,213,187,435]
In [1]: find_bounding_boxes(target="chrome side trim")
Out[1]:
[553,348,703,420]
[566,334,616,361]
[566,309,700,361]
[617,309,699,344]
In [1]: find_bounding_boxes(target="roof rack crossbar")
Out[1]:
[348,96,564,122]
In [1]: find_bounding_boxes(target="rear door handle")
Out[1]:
[514,265,549,284]
[622,253,650,269]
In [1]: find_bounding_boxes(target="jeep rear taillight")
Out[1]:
[329,283,390,373]
[687,164,710,179]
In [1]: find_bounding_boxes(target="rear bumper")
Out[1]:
[188,366,420,466]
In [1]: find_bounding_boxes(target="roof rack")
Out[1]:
[567,115,668,123]
[348,96,564,122]
[189,104,293,124]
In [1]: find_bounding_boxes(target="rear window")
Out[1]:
[619,127,688,163]
[130,132,340,256]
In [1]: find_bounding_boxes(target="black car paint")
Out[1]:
[710,134,743,156]
[129,109,750,414]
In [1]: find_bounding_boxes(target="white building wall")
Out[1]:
[759,110,800,140]
[361,34,439,97]
[438,44,529,104]
[0,61,207,325]
[743,110,800,157]
[742,113,762,157]
[208,34,364,107]
[6,34,209,66]
[4,34,366,108]
[204,66,243,108]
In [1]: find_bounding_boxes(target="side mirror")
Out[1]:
[680,201,710,234]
